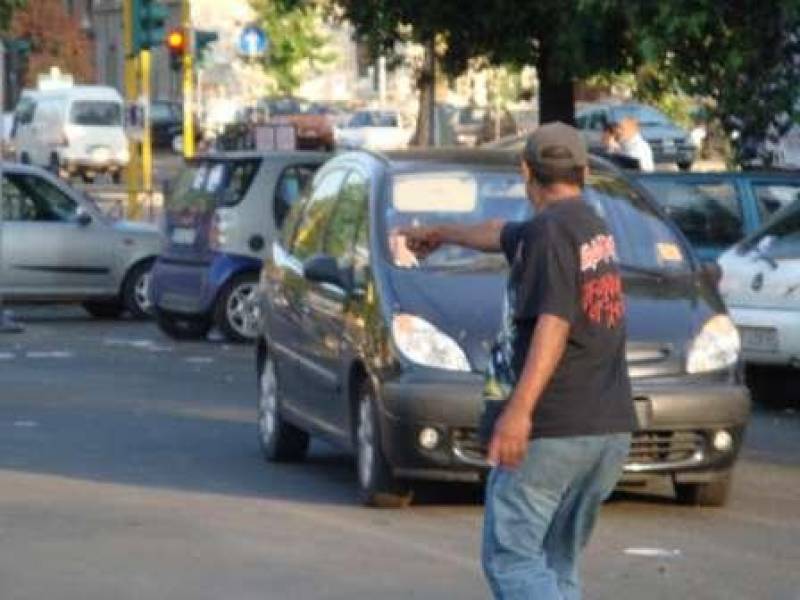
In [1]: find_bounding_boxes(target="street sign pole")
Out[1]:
[0,39,23,333]
[124,0,142,220]
[141,49,153,219]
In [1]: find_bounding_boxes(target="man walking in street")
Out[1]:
[403,122,635,599]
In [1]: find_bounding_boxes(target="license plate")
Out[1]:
[740,326,779,353]
[171,227,197,245]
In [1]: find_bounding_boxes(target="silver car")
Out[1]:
[0,164,161,318]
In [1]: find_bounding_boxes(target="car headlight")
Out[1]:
[686,314,740,374]
[391,313,470,372]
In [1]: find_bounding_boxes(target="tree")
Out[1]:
[10,0,94,86]
[249,0,335,95]
[0,0,24,31]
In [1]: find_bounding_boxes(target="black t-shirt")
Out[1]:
[499,198,635,438]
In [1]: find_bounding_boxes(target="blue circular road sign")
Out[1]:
[238,25,269,59]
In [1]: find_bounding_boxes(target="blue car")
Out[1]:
[151,152,326,342]
[635,171,800,261]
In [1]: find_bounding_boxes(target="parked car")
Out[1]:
[334,110,413,151]
[14,85,129,183]
[577,103,696,170]
[719,199,800,367]
[260,97,335,152]
[150,151,327,342]
[453,106,488,147]
[0,163,159,318]
[256,149,749,508]
[150,100,184,150]
[636,171,800,261]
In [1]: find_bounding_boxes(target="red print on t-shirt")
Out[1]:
[580,235,624,328]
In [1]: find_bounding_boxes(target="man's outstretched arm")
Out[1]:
[401,219,506,258]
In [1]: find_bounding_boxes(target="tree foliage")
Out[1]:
[10,0,94,86]
[0,0,25,32]
[249,0,335,95]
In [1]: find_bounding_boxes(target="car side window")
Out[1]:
[289,169,348,261]
[1,174,77,222]
[754,206,800,259]
[640,179,743,247]
[274,165,317,229]
[323,171,368,262]
[752,183,800,222]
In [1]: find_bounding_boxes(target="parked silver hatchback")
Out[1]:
[0,163,162,318]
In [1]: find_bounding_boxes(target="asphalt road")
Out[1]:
[0,306,798,600]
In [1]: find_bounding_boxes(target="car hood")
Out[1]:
[386,268,714,377]
[641,124,688,141]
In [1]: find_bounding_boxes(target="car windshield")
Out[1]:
[70,101,122,126]
[609,105,670,127]
[384,169,690,273]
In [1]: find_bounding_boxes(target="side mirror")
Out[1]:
[76,209,92,227]
[303,254,351,291]
[700,261,722,287]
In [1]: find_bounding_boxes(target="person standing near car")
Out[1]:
[402,122,635,599]
[616,116,655,171]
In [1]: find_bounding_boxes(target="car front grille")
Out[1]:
[626,430,706,471]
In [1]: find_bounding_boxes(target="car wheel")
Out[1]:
[81,171,96,184]
[258,353,310,462]
[214,273,260,343]
[20,153,30,165]
[155,308,211,341]
[82,300,125,319]
[122,261,154,319]
[677,160,693,171]
[675,475,731,507]
[111,171,122,185]
[355,381,412,508]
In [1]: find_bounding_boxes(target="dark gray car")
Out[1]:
[578,103,696,170]
[0,163,162,318]
[256,149,749,508]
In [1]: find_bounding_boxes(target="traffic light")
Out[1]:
[195,30,219,65]
[166,28,186,71]
[133,0,169,52]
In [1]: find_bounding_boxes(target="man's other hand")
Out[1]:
[487,403,532,470]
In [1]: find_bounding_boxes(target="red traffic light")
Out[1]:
[166,28,186,52]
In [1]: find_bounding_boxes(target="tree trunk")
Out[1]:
[537,47,576,126]
[411,38,436,147]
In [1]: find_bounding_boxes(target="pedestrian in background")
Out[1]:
[402,122,635,599]
[615,116,654,171]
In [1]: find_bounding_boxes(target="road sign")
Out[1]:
[237,25,269,59]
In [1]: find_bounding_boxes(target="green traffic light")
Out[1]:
[132,0,170,53]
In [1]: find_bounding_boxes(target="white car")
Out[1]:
[718,200,800,367]
[334,110,413,151]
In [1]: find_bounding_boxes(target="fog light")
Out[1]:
[418,427,440,450]
[712,430,733,452]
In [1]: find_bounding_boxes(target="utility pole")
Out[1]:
[0,40,23,333]
[182,0,195,159]
[141,49,153,213]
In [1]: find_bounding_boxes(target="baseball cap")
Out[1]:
[523,122,588,171]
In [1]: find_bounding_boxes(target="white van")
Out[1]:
[14,85,129,183]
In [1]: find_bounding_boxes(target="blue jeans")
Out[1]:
[482,433,631,600]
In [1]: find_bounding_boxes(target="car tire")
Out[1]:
[82,300,125,319]
[81,171,96,184]
[677,160,693,171]
[20,153,30,165]
[122,260,154,320]
[257,353,310,462]
[112,171,122,185]
[155,308,211,341]
[214,273,260,343]
[675,475,731,507]
[355,381,413,508]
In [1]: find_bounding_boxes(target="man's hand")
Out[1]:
[486,401,532,469]
[397,226,443,260]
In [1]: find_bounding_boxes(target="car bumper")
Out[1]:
[375,369,750,484]
[152,252,262,317]
[728,305,800,367]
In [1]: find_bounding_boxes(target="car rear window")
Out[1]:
[637,178,744,248]
[171,159,262,209]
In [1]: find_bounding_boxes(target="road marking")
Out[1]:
[625,547,682,558]
[25,351,74,359]
[13,420,38,428]
[0,352,15,360]
[104,338,173,353]
[185,357,214,364]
